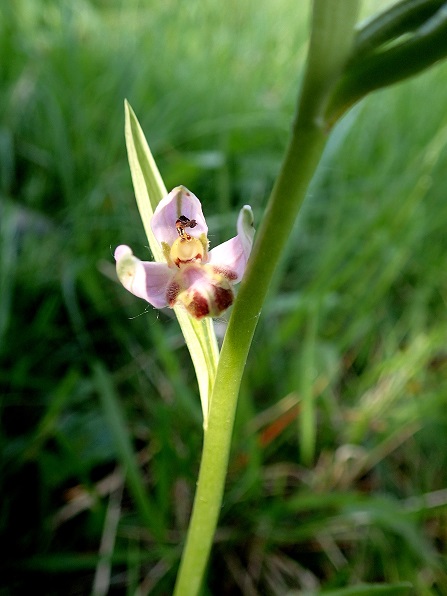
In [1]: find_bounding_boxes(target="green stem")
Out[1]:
[173,1,360,594]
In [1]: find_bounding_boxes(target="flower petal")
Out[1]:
[207,205,255,282]
[174,263,234,319]
[114,245,173,308]
[151,186,208,247]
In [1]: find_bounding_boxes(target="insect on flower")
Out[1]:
[115,186,255,319]
[175,215,197,238]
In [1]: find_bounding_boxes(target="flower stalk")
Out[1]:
[173,1,360,593]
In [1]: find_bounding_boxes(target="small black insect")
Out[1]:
[175,215,197,237]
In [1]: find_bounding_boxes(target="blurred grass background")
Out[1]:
[1,0,447,594]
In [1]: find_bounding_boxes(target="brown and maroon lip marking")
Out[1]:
[212,265,237,281]
[174,253,203,268]
[166,281,181,307]
[213,286,233,313]
[187,292,210,319]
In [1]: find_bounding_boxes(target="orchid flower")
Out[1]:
[115,186,255,319]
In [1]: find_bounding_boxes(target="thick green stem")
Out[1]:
[173,1,360,594]
[173,126,326,596]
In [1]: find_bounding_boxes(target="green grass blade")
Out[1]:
[93,362,164,540]
[0,203,18,353]
[298,302,319,466]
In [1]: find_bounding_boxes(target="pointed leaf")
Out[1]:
[124,101,219,425]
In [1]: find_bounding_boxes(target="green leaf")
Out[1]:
[124,100,166,259]
[124,101,219,426]
[354,0,445,58]
[325,1,447,124]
